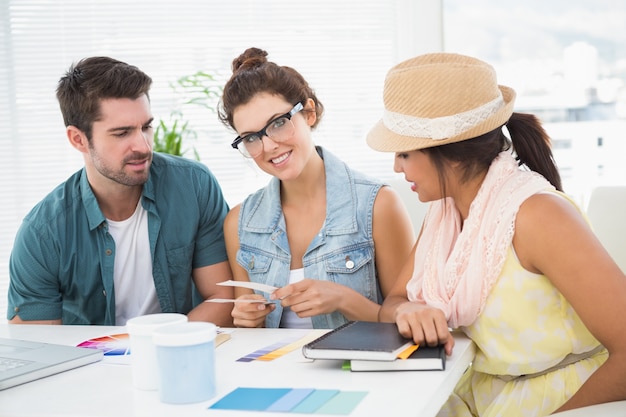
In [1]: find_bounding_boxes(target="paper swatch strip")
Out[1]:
[216,280,278,294]
[209,387,368,415]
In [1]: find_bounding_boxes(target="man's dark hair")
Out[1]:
[56,56,152,140]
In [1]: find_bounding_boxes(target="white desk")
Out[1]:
[0,324,475,417]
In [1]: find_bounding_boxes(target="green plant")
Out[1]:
[153,70,223,160]
[172,71,222,110]
[153,112,200,160]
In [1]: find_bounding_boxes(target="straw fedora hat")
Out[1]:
[367,53,516,152]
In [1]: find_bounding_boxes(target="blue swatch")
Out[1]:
[209,387,291,410]
[290,389,340,413]
[208,387,367,414]
[315,391,368,415]
[266,388,315,412]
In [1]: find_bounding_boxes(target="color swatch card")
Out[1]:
[77,333,131,364]
[78,333,130,356]
[76,330,232,365]
[209,387,368,415]
[237,332,321,362]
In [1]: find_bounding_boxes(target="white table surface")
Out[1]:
[0,324,475,417]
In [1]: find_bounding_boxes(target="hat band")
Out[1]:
[382,94,505,140]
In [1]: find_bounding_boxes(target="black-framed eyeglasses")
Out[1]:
[231,102,304,158]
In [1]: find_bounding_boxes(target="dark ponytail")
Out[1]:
[507,112,562,191]
[423,112,563,197]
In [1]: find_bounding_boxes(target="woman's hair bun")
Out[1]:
[232,47,268,73]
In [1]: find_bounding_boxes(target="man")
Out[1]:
[7,56,234,326]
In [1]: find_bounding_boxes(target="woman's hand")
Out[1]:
[271,279,342,318]
[231,294,275,328]
[394,301,455,355]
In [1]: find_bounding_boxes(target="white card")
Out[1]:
[205,298,272,305]
[216,280,279,294]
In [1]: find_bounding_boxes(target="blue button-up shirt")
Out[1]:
[8,152,229,325]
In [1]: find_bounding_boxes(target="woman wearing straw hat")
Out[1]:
[217,47,415,329]
[368,53,626,416]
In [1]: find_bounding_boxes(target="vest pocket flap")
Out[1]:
[237,250,272,273]
[324,248,372,274]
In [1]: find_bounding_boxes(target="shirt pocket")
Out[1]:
[237,249,272,275]
[165,242,194,279]
[323,247,377,301]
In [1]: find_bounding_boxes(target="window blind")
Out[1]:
[0,0,441,317]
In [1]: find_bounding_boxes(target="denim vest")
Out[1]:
[237,147,384,329]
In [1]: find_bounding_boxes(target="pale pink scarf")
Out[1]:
[406,151,555,328]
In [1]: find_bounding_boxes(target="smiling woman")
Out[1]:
[217,47,416,329]
[230,102,304,158]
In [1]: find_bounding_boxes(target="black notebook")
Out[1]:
[302,321,414,361]
[349,344,446,371]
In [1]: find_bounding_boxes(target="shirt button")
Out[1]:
[14,307,19,312]
[102,290,107,297]
[105,249,112,256]
[345,257,355,269]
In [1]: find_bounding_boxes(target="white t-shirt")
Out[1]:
[107,202,160,325]
[279,268,313,329]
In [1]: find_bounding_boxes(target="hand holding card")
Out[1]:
[217,281,279,327]
[216,280,279,295]
[205,298,273,306]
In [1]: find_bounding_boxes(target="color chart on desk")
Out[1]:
[237,332,320,362]
[77,333,130,356]
[209,387,368,415]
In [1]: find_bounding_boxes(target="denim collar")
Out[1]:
[242,146,358,236]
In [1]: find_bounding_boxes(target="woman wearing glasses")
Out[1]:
[217,47,415,328]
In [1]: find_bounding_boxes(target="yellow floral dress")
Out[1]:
[437,247,607,417]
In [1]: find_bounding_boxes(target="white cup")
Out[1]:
[126,313,188,390]
[153,321,217,404]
